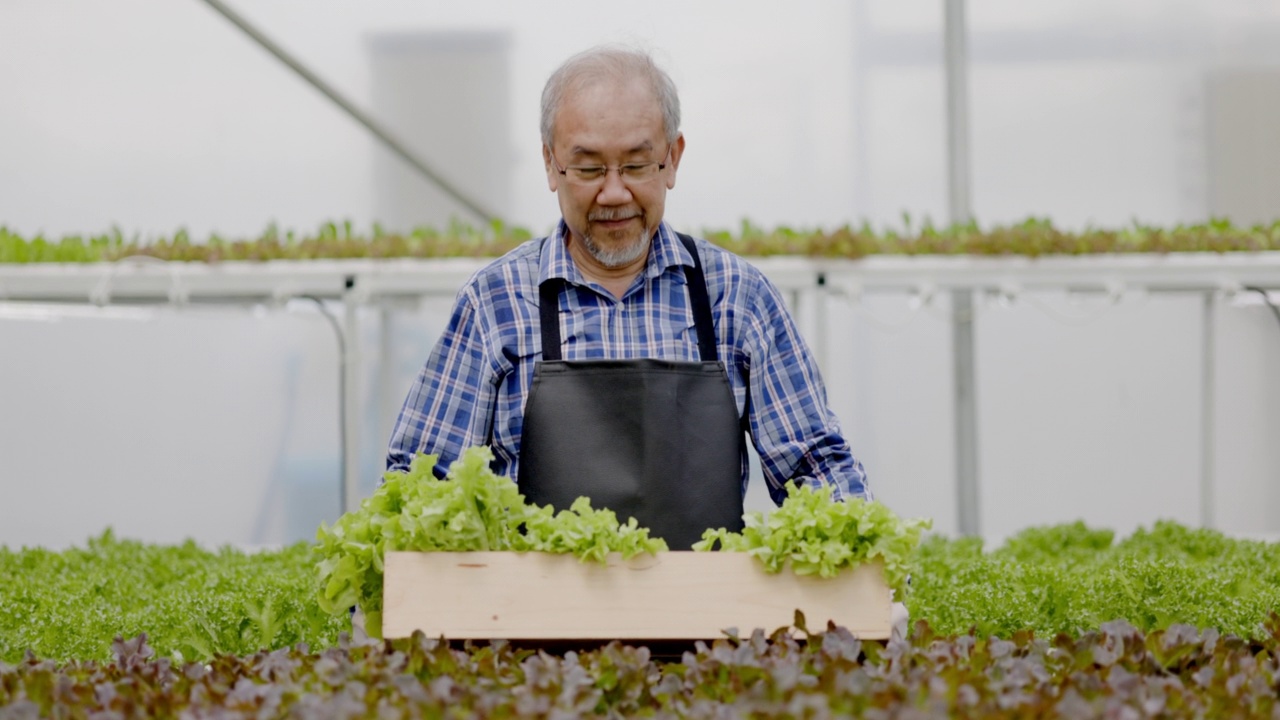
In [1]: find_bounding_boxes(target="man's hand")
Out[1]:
[890,601,910,642]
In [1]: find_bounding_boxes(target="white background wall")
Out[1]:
[2,0,1279,550]
[6,0,1279,238]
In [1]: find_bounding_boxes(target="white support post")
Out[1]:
[945,0,973,223]
[813,274,831,378]
[945,0,980,537]
[1199,290,1216,529]
[377,303,398,479]
[952,291,980,536]
[342,280,362,516]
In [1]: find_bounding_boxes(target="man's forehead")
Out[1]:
[565,139,656,158]
[553,76,663,139]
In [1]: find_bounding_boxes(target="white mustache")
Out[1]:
[589,209,640,222]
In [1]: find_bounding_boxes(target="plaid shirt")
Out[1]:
[386,220,870,505]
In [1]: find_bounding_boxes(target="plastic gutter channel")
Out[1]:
[1,253,1278,304]
[3,252,1278,521]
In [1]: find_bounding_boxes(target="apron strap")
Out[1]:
[539,277,564,361]
[676,233,718,363]
[537,233,718,363]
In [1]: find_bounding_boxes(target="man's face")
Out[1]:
[544,77,684,270]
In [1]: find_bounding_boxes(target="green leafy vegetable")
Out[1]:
[4,216,1279,264]
[693,482,931,599]
[6,514,1279,666]
[908,519,1280,638]
[0,530,342,663]
[313,446,667,637]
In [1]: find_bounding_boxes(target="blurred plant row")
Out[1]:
[3,216,1280,263]
[6,616,1279,718]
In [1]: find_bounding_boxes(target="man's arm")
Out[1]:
[743,274,871,505]
[386,285,498,480]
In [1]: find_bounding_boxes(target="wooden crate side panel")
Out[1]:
[382,551,891,640]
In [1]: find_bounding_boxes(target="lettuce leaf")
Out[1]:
[313,446,667,637]
[693,482,930,598]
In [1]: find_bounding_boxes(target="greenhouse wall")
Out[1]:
[3,287,1278,550]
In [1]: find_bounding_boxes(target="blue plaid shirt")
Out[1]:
[386,220,870,505]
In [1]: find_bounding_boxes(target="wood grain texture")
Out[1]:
[382,551,891,641]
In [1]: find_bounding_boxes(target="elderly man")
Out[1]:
[386,46,870,550]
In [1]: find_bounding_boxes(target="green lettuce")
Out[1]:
[693,482,930,598]
[314,446,667,637]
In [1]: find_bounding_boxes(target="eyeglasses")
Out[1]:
[549,146,671,187]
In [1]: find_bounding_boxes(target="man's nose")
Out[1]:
[595,169,634,204]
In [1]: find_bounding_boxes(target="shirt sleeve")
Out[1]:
[385,284,499,480]
[744,273,872,505]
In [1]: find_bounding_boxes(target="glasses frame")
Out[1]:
[549,145,672,187]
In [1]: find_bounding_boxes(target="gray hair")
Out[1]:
[540,46,681,148]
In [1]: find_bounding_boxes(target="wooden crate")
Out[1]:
[382,551,890,641]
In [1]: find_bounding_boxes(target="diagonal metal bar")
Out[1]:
[197,0,500,225]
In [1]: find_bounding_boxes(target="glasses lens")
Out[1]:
[620,163,660,182]
[563,162,662,186]
[567,167,606,183]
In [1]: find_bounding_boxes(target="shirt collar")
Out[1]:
[539,219,693,286]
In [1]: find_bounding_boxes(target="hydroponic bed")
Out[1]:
[4,522,1279,717]
[6,497,1280,718]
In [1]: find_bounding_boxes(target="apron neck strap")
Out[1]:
[676,233,719,363]
[539,277,565,361]
[537,233,718,363]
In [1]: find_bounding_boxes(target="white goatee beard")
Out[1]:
[586,233,650,269]
[582,227,650,268]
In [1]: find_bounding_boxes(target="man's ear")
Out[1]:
[543,144,559,192]
[665,133,686,190]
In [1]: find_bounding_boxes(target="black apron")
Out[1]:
[517,234,746,549]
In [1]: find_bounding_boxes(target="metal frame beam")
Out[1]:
[197,0,499,226]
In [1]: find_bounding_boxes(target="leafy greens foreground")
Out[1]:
[314,447,929,639]
[314,447,669,638]
[311,445,931,635]
[0,531,344,665]
[4,453,1279,667]
[8,453,1280,718]
[911,520,1280,639]
[695,483,930,599]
